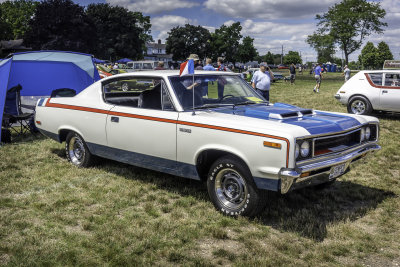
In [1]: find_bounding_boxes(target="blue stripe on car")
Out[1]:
[216,104,361,135]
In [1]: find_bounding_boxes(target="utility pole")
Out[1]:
[281,45,283,64]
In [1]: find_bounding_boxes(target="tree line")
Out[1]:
[0,0,301,65]
[307,0,390,67]
[0,0,151,60]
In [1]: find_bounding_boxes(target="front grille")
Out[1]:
[314,130,361,156]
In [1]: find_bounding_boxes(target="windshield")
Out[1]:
[169,75,266,110]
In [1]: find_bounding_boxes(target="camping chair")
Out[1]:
[2,84,34,137]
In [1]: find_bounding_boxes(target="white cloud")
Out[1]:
[151,15,196,41]
[204,0,339,20]
[106,0,199,14]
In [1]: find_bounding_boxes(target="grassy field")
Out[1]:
[1,72,399,266]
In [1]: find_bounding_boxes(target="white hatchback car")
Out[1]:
[335,70,400,115]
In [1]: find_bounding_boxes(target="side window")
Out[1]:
[367,73,383,86]
[384,73,400,87]
[103,77,175,111]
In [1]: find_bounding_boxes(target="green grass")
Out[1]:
[1,72,400,266]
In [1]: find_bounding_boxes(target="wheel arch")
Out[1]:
[58,127,85,143]
[194,148,252,182]
[348,94,375,110]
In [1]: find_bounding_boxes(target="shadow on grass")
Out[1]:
[373,111,400,120]
[3,131,46,145]
[50,147,395,241]
[260,182,395,241]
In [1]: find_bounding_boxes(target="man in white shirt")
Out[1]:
[251,63,274,101]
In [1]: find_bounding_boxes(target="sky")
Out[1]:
[77,0,400,62]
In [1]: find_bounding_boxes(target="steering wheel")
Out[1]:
[220,94,235,102]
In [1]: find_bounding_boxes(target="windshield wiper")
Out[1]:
[234,101,268,106]
[193,103,234,109]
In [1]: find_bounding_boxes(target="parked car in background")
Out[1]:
[245,68,283,82]
[335,70,400,115]
[278,64,289,69]
[35,70,380,217]
[126,60,169,71]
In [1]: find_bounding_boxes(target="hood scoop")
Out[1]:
[268,109,314,120]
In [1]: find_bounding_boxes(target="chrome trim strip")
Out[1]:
[297,141,377,166]
[279,143,381,194]
[295,121,379,140]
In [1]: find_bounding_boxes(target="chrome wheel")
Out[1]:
[351,100,366,114]
[68,135,86,165]
[214,168,248,210]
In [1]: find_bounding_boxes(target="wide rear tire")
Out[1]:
[207,156,267,217]
[65,132,94,167]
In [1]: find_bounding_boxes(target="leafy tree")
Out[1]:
[165,24,211,61]
[236,36,257,63]
[283,51,302,65]
[86,3,147,60]
[263,51,274,64]
[0,8,12,41]
[376,41,393,68]
[0,0,37,39]
[306,33,335,63]
[24,0,94,53]
[359,41,377,69]
[309,0,387,64]
[210,22,242,64]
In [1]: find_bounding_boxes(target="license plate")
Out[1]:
[329,163,346,179]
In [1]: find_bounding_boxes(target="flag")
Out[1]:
[179,59,194,76]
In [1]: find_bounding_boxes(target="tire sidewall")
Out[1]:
[65,132,92,167]
[207,157,259,217]
[348,96,372,115]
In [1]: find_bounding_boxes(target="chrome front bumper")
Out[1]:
[279,143,381,194]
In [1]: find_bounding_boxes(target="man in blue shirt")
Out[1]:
[251,63,274,101]
[314,63,323,93]
[203,58,215,71]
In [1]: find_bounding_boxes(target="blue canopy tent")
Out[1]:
[116,58,132,64]
[0,51,100,142]
[93,58,106,64]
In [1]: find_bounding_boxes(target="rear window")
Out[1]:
[367,73,383,86]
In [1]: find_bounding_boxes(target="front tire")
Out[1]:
[65,132,94,167]
[347,96,372,115]
[207,156,267,217]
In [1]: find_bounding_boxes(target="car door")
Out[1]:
[104,76,178,172]
[380,73,400,111]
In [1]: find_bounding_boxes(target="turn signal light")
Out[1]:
[36,121,41,125]
[300,172,310,178]
[263,141,281,149]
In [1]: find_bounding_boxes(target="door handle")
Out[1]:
[382,90,388,94]
[111,116,119,123]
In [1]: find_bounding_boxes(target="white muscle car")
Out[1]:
[335,70,400,115]
[35,71,381,216]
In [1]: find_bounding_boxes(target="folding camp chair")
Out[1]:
[2,84,34,137]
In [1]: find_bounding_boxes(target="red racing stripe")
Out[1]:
[45,98,290,167]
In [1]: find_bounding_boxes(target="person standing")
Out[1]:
[251,63,274,101]
[217,58,226,71]
[343,65,351,82]
[313,63,323,93]
[203,58,215,71]
[154,61,165,70]
[289,63,296,85]
[187,54,203,70]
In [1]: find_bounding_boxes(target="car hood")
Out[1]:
[213,102,361,135]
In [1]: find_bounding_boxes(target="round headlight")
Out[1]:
[295,143,300,159]
[365,126,371,140]
[300,141,310,157]
[360,128,365,142]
